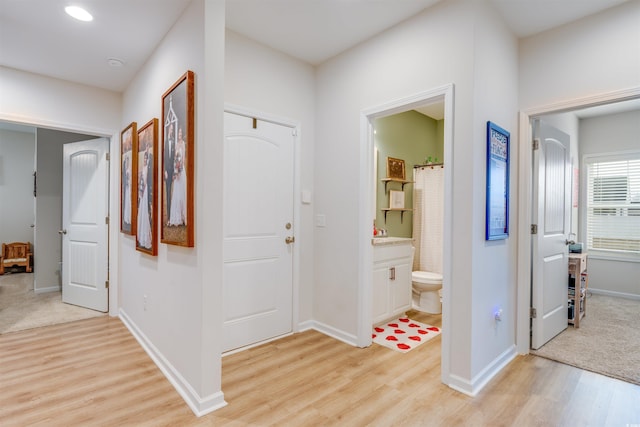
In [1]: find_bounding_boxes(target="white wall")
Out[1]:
[578,110,640,298]
[34,132,63,290]
[118,0,226,415]
[0,66,121,135]
[469,0,519,382]
[519,0,640,110]
[314,0,518,393]
[0,129,34,245]
[224,30,316,325]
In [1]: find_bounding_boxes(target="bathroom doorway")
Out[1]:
[358,84,454,384]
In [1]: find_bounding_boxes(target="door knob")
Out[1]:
[58,229,67,235]
[285,236,295,244]
[565,239,575,246]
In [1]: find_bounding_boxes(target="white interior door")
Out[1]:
[62,138,109,312]
[222,111,295,352]
[531,120,571,349]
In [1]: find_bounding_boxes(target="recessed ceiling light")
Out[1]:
[65,6,93,22]
[107,58,124,67]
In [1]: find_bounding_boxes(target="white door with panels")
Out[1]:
[62,138,109,312]
[223,111,295,353]
[531,120,572,349]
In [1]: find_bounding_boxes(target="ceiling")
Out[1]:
[0,0,631,93]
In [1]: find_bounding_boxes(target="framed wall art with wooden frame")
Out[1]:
[161,70,195,247]
[386,156,406,180]
[136,118,159,255]
[120,122,137,235]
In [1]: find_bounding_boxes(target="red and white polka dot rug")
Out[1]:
[372,317,441,353]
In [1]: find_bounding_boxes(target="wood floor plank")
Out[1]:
[1,313,639,426]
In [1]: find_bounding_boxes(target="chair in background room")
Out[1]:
[0,242,33,275]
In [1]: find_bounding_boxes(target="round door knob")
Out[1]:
[58,229,67,235]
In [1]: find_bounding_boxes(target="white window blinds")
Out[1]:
[585,153,640,256]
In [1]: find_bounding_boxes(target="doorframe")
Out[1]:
[358,84,454,384]
[0,113,117,316]
[223,103,302,336]
[515,87,640,354]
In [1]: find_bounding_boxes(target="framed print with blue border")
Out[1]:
[486,121,510,240]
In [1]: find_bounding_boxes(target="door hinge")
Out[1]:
[105,280,109,289]
[105,216,109,225]
[530,308,537,318]
[532,138,540,151]
[106,152,110,161]
[531,224,538,234]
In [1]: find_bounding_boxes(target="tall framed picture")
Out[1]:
[136,118,159,255]
[485,121,510,240]
[120,122,137,235]
[161,70,195,247]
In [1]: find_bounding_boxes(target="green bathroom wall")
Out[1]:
[374,111,443,237]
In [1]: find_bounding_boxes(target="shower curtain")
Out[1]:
[412,166,444,274]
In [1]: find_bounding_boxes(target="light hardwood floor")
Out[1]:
[1,312,639,426]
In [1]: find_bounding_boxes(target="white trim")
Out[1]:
[583,150,640,163]
[34,285,61,294]
[516,87,640,355]
[358,84,455,385]
[119,309,227,416]
[222,104,303,338]
[584,253,640,263]
[310,320,359,347]
[589,288,640,300]
[222,332,294,357]
[448,346,517,396]
[297,319,315,332]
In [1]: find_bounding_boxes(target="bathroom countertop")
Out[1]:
[371,236,414,246]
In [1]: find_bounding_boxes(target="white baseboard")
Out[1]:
[589,288,640,300]
[447,345,517,397]
[118,309,227,417]
[297,319,315,332]
[308,320,359,347]
[34,286,61,294]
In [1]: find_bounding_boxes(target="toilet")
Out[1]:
[410,246,443,314]
[411,271,443,314]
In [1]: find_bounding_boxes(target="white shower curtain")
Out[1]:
[412,166,444,274]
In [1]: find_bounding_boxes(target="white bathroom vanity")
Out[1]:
[371,237,413,325]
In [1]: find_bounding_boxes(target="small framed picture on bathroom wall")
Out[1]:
[386,156,406,180]
[485,121,510,240]
[390,190,405,209]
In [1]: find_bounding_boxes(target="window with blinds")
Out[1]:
[585,153,640,257]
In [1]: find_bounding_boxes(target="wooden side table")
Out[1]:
[568,253,588,328]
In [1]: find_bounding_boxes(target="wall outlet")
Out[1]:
[315,214,326,227]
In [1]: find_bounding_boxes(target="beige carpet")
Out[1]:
[532,294,640,385]
[0,272,105,334]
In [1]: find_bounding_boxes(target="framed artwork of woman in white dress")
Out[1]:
[120,122,137,235]
[161,70,195,247]
[136,118,158,256]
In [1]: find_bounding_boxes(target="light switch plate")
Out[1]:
[301,190,312,204]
